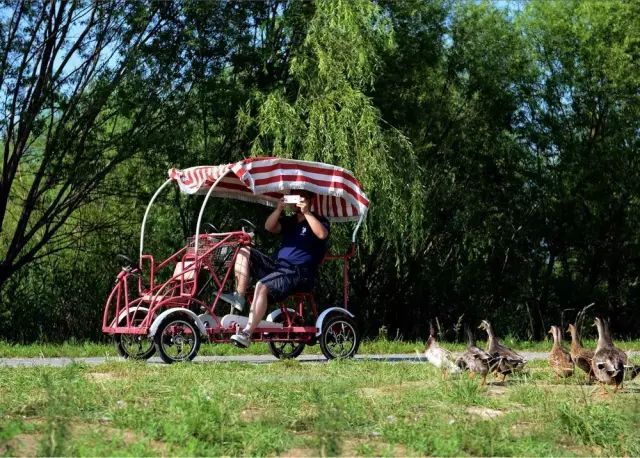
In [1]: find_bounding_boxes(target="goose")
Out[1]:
[424,322,460,375]
[478,320,526,382]
[548,325,574,378]
[455,325,495,385]
[566,323,595,381]
[592,317,628,392]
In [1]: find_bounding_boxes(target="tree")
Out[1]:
[241,0,423,253]
[3,0,640,342]
[0,0,185,288]
[519,0,640,332]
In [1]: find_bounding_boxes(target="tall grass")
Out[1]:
[1,360,639,456]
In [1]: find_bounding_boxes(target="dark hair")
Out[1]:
[294,189,315,199]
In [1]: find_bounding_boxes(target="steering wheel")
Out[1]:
[238,218,263,246]
[116,254,140,273]
[204,223,220,233]
[238,218,256,232]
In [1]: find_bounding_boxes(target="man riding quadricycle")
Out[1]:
[102,157,369,363]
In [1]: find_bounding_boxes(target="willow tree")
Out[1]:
[240,0,424,252]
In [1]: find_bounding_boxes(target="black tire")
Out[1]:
[267,311,306,359]
[114,310,156,360]
[154,314,201,364]
[319,314,360,360]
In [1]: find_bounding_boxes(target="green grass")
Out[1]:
[2,338,640,358]
[1,360,639,456]
[0,338,424,358]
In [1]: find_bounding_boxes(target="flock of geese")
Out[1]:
[423,318,640,393]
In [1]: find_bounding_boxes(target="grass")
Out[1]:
[2,337,640,358]
[1,359,639,456]
[0,338,426,358]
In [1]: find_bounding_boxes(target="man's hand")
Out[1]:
[265,199,286,234]
[296,197,311,215]
[300,199,329,240]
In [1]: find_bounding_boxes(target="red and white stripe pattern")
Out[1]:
[168,157,369,222]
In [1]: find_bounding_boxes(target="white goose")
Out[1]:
[423,322,460,374]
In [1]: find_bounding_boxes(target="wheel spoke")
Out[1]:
[274,341,303,358]
[122,334,153,357]
[267,313,305,359]
[324,319,356,358]
[160,320,196,361]
[117,314,155,359]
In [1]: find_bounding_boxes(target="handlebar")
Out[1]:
[238,218,256,232]
[116,254,141,274]
[204,223,219,233]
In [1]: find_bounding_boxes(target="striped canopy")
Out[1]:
[168,157,369,222]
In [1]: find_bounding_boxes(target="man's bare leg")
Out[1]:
[221,247,250,311]
[234,247,250,297]
[230,281,269,348]
[244,281,269,335]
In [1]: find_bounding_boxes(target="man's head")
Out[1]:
[286,190,315,212]
[295,190,314,201]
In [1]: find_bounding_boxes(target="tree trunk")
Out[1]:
[537,251,556,339]
[0,261,14,292]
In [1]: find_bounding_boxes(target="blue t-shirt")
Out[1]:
[276,214,330,269]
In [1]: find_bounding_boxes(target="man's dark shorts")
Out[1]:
[249,249,315,303]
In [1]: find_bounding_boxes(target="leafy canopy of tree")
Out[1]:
[1,0,639,342]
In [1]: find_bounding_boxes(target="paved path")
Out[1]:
[2,351,638,368]
[0,351,571,368]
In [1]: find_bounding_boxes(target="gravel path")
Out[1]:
[0,351,566,367]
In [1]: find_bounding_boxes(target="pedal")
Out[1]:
[220,314,283,330]
[198,313,220,329]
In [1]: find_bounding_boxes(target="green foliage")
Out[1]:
[2,0,640,342]
[243,0,421,254]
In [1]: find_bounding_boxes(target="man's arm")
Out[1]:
[265,200,285,234]
[298,198,329,240]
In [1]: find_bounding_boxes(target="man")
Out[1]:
[225,190,330,348]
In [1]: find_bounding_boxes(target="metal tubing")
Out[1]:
[351,213,366,242]
[140,178,173,263]
[343,256,349,308]
[102,283,120,331]
[194,169,231,255]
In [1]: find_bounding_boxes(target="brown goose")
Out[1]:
[478,320,526,382]
[548,325,573,378]
[455,325,495,385]
[592,317,627,392]
[566,323,595,381]
[627,366,640,381]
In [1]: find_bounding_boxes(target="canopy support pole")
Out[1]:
[139,178,172,263]
[351,213,366,243]
[194,170,231,255]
